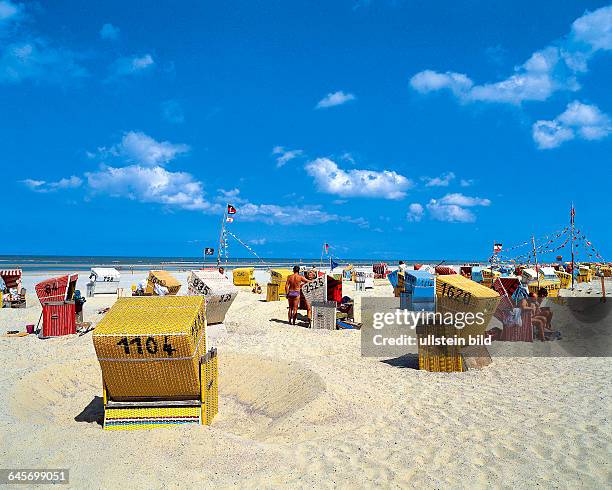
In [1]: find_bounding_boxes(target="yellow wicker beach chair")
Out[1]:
[93,296,218,430]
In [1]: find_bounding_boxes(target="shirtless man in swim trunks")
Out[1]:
[285,265,309,325]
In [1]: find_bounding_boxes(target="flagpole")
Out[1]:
[571,202,575,289]
[216,204,227,266]
[320,242,324,269]
[532,235,540,290]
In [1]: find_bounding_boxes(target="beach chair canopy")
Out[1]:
[405,269,434,288]
[90,267,121,281]
[539,266,557,278]
[521,268,538,280]
[0,269,22,291]
[35,274,78,304]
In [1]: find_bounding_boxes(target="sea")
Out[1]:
[0,255,484,272]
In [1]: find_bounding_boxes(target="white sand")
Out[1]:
[0,273,610,488]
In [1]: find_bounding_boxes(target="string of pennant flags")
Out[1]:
[497,226,604,264]
[226,231,265,263]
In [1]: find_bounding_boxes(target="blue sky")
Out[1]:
[1,1,610,260]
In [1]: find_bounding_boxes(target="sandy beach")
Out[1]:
[0,271,610,488]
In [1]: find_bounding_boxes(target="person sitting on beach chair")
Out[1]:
[528,290,559,341]
[286,266,309,325]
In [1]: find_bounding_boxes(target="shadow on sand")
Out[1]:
[75,396,104,426]
[381,354,419,370]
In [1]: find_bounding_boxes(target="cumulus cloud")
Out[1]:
[249,238,267,245]
[100,23,120,40]
[0,0,21,24]
[22,175,82,193]
[235,202,339,225]
[533,101,611,149]
[422,171,455,187]
[305,157,412,199]
[98,131,190,166]
[272,146,304,167]
[0,3,88,85]
[85,165,216,212]
[410,71,473,97]
[460,179,474,187]
[0,40,87,84]
[407,203,424,222]
[438,193,491,207]
[427,201,477,223]
[315,90,356,109]
[109,53,154,79]
[410,5,612,104]
[408,193,490,223]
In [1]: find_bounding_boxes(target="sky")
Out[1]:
[1,0,611,261]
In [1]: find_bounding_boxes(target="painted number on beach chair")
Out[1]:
[441,283,471,304]
[304,277,324,293]
[116,335,176,356]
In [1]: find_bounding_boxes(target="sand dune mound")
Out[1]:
[8,351,325,443]
[221,353,325,419]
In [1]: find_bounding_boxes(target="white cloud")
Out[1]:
[533,101,611,149]
[423,171,455,187]
[238,202,340,225]
[0,0,21,24]
[410,5,612,105]
[109,53,154,78]
[315,90,356,109]
[100,23,120,40]
[407,203,424,222]
[272,146,304,167]
[249,238,267,245]
[161,100,185,124]
[410,71,473,97]
[85,164,217,212]
[101,131,190,166]
[0,40,87,84]
[571,5,612,51]
[438,193,491,207]
[423,193,491,223]
[460,179,474,187]
[427,201,476,223]
[305,157,412,199]
[22,175,82,193]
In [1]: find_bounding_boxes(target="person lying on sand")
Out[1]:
[285,266,310,325]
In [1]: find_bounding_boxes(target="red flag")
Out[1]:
[227,204,237,215]
[570,206,575,223]
[325,243,329,254]
[493,243,502,253]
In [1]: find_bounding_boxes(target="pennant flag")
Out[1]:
[493,243,503,253]
[325,243,329,254]
[227,204,237,215]
[330,257,339,271]
[204,247,215,255]
[226,217,234,223]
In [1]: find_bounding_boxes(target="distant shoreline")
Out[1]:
[0,255,486,272]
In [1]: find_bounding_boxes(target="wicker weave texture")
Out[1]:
[146,270,182,295]
[435,275,500,336]
[103,406,201,430]
[93,296,207,400]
